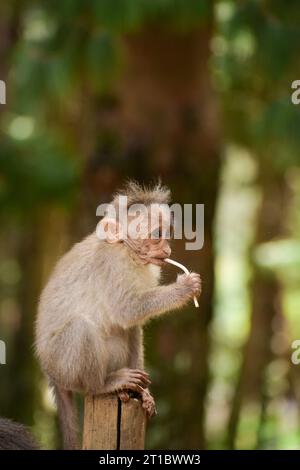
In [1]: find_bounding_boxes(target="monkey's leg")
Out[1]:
[118,327,144,403]
[128,327,144,370]
[125,327,156,417]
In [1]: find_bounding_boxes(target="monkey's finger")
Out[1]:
[118,391,130,402]
[142,401,157,418]
[130,373,151,386]
[190,272,201,279]
[131,377,151,388]
[129,375,151,387]
[149,408,157,418]
[131,374,151,388]
[146,408,157,419]
[131,369,150,378]
[127,382,144,394]
[192,286,201,294]
[192,281,201,290]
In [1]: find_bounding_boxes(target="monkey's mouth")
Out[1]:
[148,256,169,266]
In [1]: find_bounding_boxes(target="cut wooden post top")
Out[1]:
[83,394,147,450]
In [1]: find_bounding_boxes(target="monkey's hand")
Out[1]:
[141,389,157,418]
[105,368,150,395]
[176,272,201,300]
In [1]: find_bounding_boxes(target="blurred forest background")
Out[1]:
[0,0,300,450]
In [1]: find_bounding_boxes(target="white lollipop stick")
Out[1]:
[165,258,199,308]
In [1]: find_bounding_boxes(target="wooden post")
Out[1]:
[82,394,146,450]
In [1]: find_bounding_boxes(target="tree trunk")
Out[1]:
[114,23,220,449]
[227,169,290,448]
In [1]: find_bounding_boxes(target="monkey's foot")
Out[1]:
[141,389,157,418]
[118,390,130,402]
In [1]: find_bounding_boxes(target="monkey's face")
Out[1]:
[126,206,172,266]
[98,204,172,265]
[126,233,171,266]
[137,230,172,266]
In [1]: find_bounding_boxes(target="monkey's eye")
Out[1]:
[151,228,161,239]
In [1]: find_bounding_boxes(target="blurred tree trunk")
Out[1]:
[115,23,220,449]
[0,1,20,119]
[227,168,289,449]
[0,1,36,424]
[7,220,42,424]
[6,209,69,426]
[0,2,19,77]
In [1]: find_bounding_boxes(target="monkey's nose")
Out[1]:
[164,247,171,257]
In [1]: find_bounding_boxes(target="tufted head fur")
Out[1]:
[110,180,171,212]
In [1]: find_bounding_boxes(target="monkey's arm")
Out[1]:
[116,273,201,329]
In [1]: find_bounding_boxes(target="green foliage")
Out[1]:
[214,0,300,164]
[44,0,210,31]
[0,133,78,212]
[2,0,212,218]
[86,31,120,92]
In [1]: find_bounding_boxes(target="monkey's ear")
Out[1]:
[96,217,123,243]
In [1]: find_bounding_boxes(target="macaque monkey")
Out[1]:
[0,418,38,450]
[35,181,201,449]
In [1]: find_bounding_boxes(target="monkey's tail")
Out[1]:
[51,383,79,450]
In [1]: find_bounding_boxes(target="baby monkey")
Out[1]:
[35,181,201,449]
